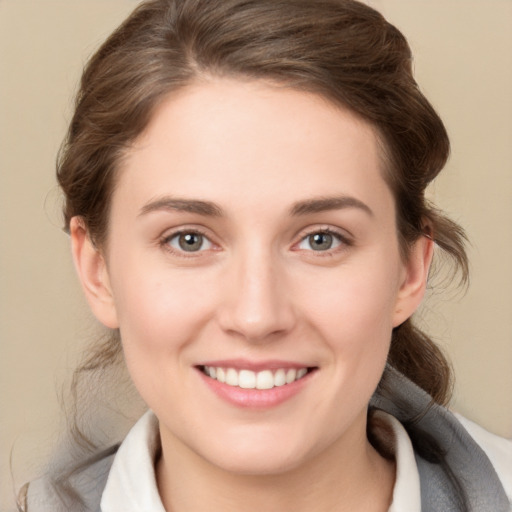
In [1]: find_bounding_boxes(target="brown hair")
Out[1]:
[58,0,468,432]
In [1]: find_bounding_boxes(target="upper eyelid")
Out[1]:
[157,224,353,248]
[159,229,218,259]
[160,225,212,241]
[160,226,215,248]
[292,226,354,255]
[294,225,353,243]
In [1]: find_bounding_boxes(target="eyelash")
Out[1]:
[159,226,353,257]
[294,227,353,255]
[159,228,214,257]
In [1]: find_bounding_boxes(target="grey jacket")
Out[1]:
[19,366,510,511]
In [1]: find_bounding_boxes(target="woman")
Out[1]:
[18,0,511,511]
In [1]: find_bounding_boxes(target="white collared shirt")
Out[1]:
[100,410,512,512]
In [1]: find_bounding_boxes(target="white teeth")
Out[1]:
[202,366,310,389]
[297,368,307,379]
[226,368,239,386]
[239,369,256,389]
[217,367,226,383]
[274,369,286,387]
[286,368,297,384]
[256,370,274,390]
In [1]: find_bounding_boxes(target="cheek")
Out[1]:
[294,256,401,395]
[300,261,400,347]
[109,262,217,378]
[112,276,216,415]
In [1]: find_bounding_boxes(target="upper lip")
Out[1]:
[196,358,315,372]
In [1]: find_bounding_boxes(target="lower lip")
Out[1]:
[197,369,314,409]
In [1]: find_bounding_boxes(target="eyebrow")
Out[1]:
[138,194,373,218]
[139,197,224,217]
[290,196,374,217]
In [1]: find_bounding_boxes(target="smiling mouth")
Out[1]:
[199,365,316,390]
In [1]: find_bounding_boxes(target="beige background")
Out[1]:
[1,0,511,509]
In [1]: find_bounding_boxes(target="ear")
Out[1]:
[70,217,119,329]
[392,234,434,327]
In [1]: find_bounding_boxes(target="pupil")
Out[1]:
[179,233,202,251]
[310,233,332,250]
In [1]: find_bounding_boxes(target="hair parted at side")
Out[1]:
[58,0,468,436]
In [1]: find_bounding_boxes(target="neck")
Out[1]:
[156,415,395,512]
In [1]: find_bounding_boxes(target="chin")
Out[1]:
[212,449,307,476]
[195,428,316,476]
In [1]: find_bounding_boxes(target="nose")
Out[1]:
[217,247,296,343]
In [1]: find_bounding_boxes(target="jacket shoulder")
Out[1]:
[19,445,118,512]
[456,414,512,505]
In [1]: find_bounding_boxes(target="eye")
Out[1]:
[166,231,213,252]
[297,231,344,251]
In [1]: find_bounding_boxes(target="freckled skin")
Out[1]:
[71,79,431,511]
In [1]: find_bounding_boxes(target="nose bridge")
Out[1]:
[219,240,295,341]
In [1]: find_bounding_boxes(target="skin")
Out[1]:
[71,79,433,511]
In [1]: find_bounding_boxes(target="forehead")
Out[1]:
[116,79,393,218]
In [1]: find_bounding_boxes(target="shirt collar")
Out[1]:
[382,412,421,512]
[101,410,166,512]
[101,410,421,512]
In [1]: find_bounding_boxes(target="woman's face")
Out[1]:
[73,79,430,474]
